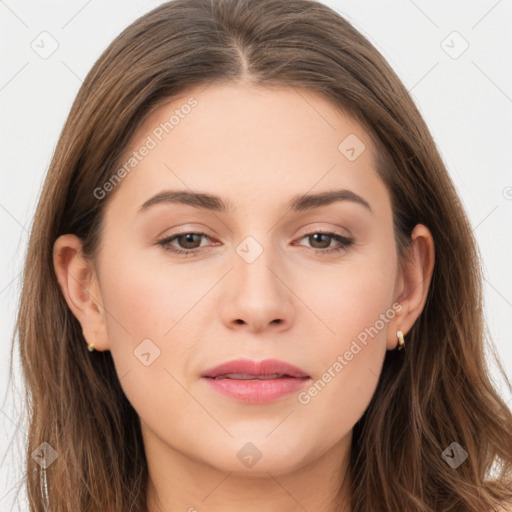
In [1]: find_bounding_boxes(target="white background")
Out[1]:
[1,1,511,510]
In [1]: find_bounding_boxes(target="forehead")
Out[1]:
[104,82,387,219]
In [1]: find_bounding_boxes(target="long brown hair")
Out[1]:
[9,0,512,510]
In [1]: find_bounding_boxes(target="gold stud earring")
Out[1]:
[87,342,95,352]
[396,329,405,350]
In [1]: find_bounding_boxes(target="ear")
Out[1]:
[52,234,110,351]
[387,223,435,350]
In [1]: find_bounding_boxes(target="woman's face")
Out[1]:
[83,82,407,475]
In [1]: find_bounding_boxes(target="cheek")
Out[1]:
[295,251,395,426]
[96,245,214,391]
[96,249,207,429]
[99,245,212,341]
[306,251,396,347]
[295,339,385,457]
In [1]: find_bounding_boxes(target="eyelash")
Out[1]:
[157,230,354,257]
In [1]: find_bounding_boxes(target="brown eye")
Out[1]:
[174,233,203,249]
[158,232,211,254]
[295,231,354,256]
[307,233,333,249]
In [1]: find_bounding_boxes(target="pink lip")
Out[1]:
[201,358,311,404]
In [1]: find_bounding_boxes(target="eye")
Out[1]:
[157,230,354,257]
[294,231,354,255]
[157,231,213,256]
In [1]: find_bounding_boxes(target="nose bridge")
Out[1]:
[234,232,284,299]
[219,231,294,331]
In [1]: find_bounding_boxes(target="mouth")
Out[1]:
[209,373,307,380]
[201,357,310,379]
[201,358,311,403]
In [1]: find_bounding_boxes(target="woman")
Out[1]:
[12,0,512,510]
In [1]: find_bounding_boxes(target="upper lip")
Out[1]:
[201,358,310,379]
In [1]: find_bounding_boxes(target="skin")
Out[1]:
[53,82,435,512]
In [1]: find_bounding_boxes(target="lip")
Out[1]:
[201,358,311,404]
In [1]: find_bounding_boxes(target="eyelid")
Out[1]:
[293,230,354,254]
[299,224,352,238]
[156,224,350,243]
[157,226,354,257]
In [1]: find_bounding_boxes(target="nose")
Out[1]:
[218,245,294,333]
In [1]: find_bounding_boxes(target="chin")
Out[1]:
[200,436,313,476]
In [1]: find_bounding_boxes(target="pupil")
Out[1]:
[181,234,199,248]
[312,233,329,248]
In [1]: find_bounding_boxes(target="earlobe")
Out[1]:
[52,234,109,351]
[388,224,435,350]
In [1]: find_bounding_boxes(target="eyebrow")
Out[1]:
[137,189,373,215]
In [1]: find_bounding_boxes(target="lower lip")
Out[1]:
[202,376,311,404]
